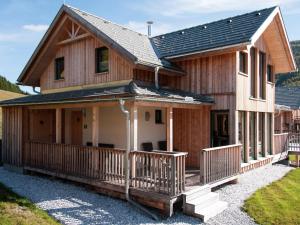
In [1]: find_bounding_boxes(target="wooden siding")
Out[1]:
[2,107,23,167]
[236,36,275,113]
[40,37,134,92]
[173,107,211,168]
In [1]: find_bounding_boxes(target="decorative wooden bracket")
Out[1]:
[57,20,90,46]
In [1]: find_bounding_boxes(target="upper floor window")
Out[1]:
[267,64,274,83]
[259,51,266,99]
[239,52,247,74]
[55,57,64,80]
[250,47,256,98]
[155,110,163,124]
[95,47,109,73]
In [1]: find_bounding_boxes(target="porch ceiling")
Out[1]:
[0,81,214,107]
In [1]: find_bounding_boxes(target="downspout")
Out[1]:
[155,66,161,89]
[119,99,158,221]
[32,87,40,94]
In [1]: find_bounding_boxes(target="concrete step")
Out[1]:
[182,185,211,203]
[193,200,228,222]
[184,192,219,212]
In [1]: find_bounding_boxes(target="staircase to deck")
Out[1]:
[182,185,228,222]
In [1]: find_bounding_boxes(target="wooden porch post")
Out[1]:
[130,104,138,151]
[92,106,99,147]
[56,108,62,143]
[167,107,173,152]
[271,113,275,155]
[245,111,250,163]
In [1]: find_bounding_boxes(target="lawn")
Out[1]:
[0,182,60,225]
[244,168,300,225]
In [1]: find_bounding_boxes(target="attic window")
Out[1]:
[239,52,247,74]
[95,47,109,73]
[55,57,64,80]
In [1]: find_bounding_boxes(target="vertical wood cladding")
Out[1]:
[2,107,23,167]
[40,37,134,91]
[173,107,211,168]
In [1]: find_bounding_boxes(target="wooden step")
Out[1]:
[193,200,228,222]
[184,192,219,212]
[182,185,211,203]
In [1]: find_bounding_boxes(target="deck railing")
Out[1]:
[24,142,187,197]
[273,133,289,155]
[286,133,300,152]
[24,142,126,184]
[131,150,187,196]
[200,144,242,185]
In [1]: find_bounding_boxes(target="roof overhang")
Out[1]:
[250,6,297,73]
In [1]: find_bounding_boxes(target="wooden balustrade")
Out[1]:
[24,142,126,185]
[200,144,242,185]
[286,133,300,152]
[130,150,187,196]
[24,142,187,197]
[273,133,289,154]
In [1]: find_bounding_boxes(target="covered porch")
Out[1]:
[1,82,241,215]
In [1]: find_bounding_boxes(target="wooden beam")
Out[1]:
[56,108,62,143]
[130,105,138,150]
[92,106,99,147]
[166,107,173,152]
[57,33,90,46]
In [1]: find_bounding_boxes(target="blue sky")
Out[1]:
[1,0,300,93]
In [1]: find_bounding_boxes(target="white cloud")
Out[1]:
[136,0,299,16]
[22,24,49,32]
[124,21,174,36]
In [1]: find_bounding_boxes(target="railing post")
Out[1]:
[171,155,176,196]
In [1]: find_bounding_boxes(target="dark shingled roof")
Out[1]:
[0,81,213,106]
[276,87,300,109]
[151,7,276,58]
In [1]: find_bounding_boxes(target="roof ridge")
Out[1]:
[64,4,148,37]
[151,6,278,38]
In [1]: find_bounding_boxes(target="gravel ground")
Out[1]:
[0,163,292,225]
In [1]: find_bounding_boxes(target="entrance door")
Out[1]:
[71,111,83,145]
[211,111,229,147]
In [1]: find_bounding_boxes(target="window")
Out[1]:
[249,112,256,160]
[238,111,246,162]
[259,51,266,99]
[267,64,274,83]
[55,57,64,80]
[258,112,264,157]
[95,47,109,73]
[250,48,256,97]
[239,52,247,74]
[155,110,163,124]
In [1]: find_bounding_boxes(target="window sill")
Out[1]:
[54,78,65,82]
[238,71,248,77]
[95,71,109,76]
[249,97,266,102]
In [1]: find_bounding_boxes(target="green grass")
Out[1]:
[243,169,300,225]
[0,182,60,225]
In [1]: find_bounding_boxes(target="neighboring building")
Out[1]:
[0,5,296,219]
[275,87,300,133]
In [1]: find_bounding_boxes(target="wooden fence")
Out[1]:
[273,133,289,155]
[24,142,187,197]
[131,150,187,196]
[200,144,241,185]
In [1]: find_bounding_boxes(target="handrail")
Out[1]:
[202,144,242,152]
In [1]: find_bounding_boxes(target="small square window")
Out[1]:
[55,57,64,80]
[267,64,274,83]
[95,47,109,73]
[155,110,163,124]
[239,52,247,74]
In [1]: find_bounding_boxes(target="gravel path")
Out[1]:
[0,163,292,225]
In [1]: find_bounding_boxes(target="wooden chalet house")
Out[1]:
[0,5,296,219]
